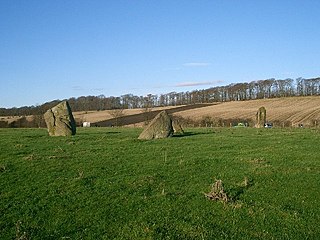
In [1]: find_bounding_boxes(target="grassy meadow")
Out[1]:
[1,127,320,239]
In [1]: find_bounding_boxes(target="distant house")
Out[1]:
[83,122,91,127]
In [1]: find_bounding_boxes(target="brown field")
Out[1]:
[0,115,34,124]
[74,96,320,127]
[173,96,320,127]
[2,96,320,127]
[72,106,178,123]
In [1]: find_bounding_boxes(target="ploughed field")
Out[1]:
[72,96,320,127]
[2,96,320,128]
[1,127,320,239]
[174,96,320,127]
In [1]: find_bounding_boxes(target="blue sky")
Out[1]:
[1,0,320,108]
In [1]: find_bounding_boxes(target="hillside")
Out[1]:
[1,96,320,128]
[72,106,179,124]
[92,104,216,127]
[173,96,320,127]
[80,96,320,127]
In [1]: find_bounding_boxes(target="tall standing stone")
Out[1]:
[44,101,76,136]
[138,110,174,140]
[255,106,266,128]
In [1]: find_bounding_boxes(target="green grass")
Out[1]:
[1,127,320,239]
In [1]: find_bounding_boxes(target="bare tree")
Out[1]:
[110,108,125,127]
[139,94,157,125]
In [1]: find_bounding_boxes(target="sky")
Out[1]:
[1,0,320,108]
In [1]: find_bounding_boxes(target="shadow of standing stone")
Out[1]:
[44,101,76,136]
[138,110,173,140]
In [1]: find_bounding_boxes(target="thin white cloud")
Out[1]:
[183,62,211,67]
[72,86,84,91]
[92,88,104,92]
[174,80,223,87]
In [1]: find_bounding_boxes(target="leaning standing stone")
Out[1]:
[44,101,76,136]
[138,110,174,140]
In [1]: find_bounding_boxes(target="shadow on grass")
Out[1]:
[205,178,254,204]
[172,131,214,138]
[226,178,254,202]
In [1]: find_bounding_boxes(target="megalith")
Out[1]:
[173,121,184,135]
[138,110,174,140]
[255,106,266,128]
[44,101,76,136]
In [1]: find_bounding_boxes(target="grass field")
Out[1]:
[1,127,320,239]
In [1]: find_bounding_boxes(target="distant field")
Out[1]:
[174,96,320,127]
[73,106,180,123]
[1,127,320,239]
[2,96,320,128]
[76,96,320,127]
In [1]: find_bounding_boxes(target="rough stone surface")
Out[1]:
[173,121,184,134]
[255,106,266,128]
[44,101,76,136]
[138,110,173,140]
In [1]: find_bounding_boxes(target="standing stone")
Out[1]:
[138,110,174,140]
[173,121,184,135]
[255,106,266,128]
[44,101,76,136]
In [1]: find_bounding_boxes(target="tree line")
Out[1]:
[1,77,320,116]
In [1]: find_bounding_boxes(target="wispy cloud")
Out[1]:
[92,88,104,92]
[72,86,84,91]
[183,62,211,67]
[174,80,223,87]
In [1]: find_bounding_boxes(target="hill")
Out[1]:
[173,96,320,127]
[1,77,319,118]
[1,96,320,128]
[89,104,216,127]
[76,96,320,127]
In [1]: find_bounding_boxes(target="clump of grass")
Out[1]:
[242,176,252,188]
[23,154,36,161]
[76,169,84,179]
[15,221,28,240]
[205,177,253,203]
[0,164,6,172]
[204,179,229,203]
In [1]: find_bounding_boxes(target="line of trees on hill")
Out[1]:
[1,77,320,116]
